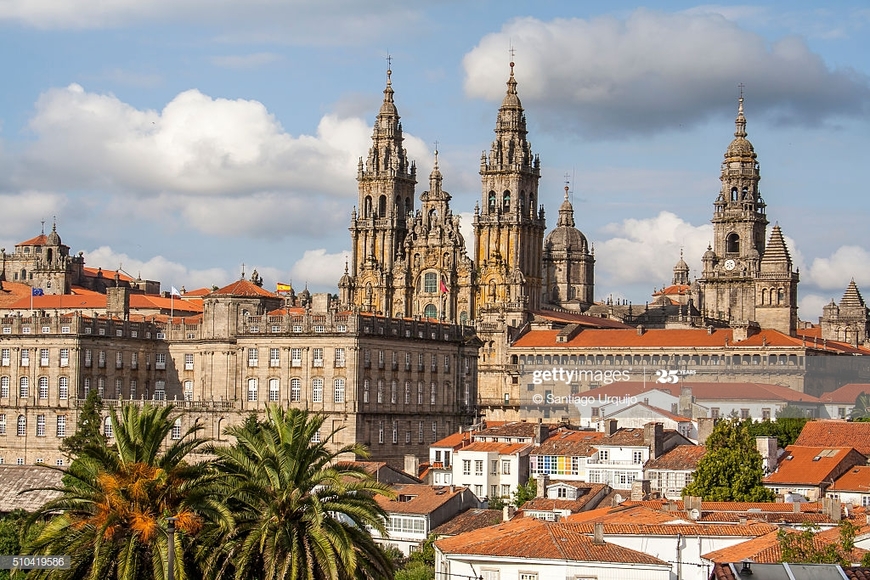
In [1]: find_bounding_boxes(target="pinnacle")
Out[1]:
[761,225,791,266]
[840,279,866,309]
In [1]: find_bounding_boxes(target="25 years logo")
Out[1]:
[655,369,697,383]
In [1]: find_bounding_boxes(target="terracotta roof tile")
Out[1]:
[703,528,869,564]
[564,520,777,537]
[844,568,870,580]
[435,518,669,565]
[211,279,278,298]
[17,233,48,246]
[830,465,870,492]
[764,445,866,486]
[0,282,32,308]
[820,383,870,404]
[474,421,553,439]
[531,430,605,457]
[375,484,470,515]
[458,441,530,454]
[81,267,134,282]
[521,483,609,514]
[431,431,473,449]
[531,310,633,329]
[586,381,821,403]
[795,421,870,456]
[430,509,503,537]
[645,445,707,471]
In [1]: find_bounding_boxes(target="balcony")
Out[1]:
[586,459,643,466]
[155,362,167,370]
[269,359,280,368]
[313,360,324,368]
[60,359,69,368]
[291,359,302,368]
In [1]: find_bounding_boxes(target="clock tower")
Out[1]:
[698,94,798,334]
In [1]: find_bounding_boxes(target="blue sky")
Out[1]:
[1,1,868,320]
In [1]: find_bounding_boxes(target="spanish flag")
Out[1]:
[276,282,292,293]
[439,279,449,294]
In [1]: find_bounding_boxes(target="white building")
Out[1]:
[587,423,691,490]
[452,441,530,501]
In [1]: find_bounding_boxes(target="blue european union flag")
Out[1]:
[31,288,44,296]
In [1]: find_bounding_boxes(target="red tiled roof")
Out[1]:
[830,465,870,492]
[564,520,777,537]
[17,233,47,246]
[820,383,870,404]
[521,483,609,514]
[0,282,33,308]
[764,445,865,486]
[82,267,134,282]
[432,431,473,449]
[794,421,870,456]
[430,509,503,537]
[458,442,530,455]
[474,421,553,439]
[645,445,706,471]
[375,484,468,515]
[607,401,692,423]
[566,504,689,525]
[435,518,669,565]
[586,381,820,403]
[212,279,278,298]
[531,310,633,329]
[180,287,212,297]
[627,499,827,514]
[654,284,691,296]
[6,293,108,310]
[703,528,869,564]
[532,430,605,457]
[512,326,870,355]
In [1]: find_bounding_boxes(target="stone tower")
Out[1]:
[473,62,546,421]
[472,61,545,318]
[697,95,797,335]
[820,280,870,345]
[542,185,594,310]
[348,67,417,316]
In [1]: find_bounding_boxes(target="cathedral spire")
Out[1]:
[556,185,575,228]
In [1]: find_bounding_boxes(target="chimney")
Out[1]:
[637,325,645,336]
[106,286,130,320]
[679,387,694,417]
[755,436,778,474]
[630,479,651,501]
[644,422,664,459]
[502,504,516,522]
[696,417,716,445]
[404,455,420,478]
[536,474,549,498]
[593,522,605,545]
[535,422,549,445]
[605,419,618,436]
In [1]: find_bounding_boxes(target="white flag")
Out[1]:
[171,286,181,297]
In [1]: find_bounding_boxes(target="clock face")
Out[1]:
[724,259,736,271]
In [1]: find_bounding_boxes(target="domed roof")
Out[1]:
[724,96,756,160]
[46,223,61,246]
[545,186,589,253]
[501,64,522,109]
[703,244,716,260]
[378,69,397,117]
[674,254,689,273]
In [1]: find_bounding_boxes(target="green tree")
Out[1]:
[776,405,808,419]
[778,521,859,565]
[746,417,809,448]
[684,418,775,501]
[59,389,105,459]
[25,404,230,580]
[202,406,395,580]
[849,392,870,420]
[512,478,537,507]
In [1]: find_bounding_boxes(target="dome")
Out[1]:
[725,136,755,158]
[703,245,716,261]
[545,226,588,253]
[500,64,522,109]
[46,223,61,246]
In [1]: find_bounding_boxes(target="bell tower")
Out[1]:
[472,61,545,319]
[349,65,417,314]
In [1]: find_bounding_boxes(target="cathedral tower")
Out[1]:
[542,185,594,310]
[473,62,545,319]
[348,67,417,315]
[698,95,798,334]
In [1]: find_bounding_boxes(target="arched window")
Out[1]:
[488,191,496,211]
[778,288,785,305]
[459,311,468,325]
[378,195,387,217]
[104,416,113,438]
[761,289,768,305]
[171,418,182,440]
[269,378,280,402]
[731,187,739,201]
[17,415,26,436]
[38,377,48,400]
[726,233,740,254]
[423,304,437,319]
[19,377,29,398]
[184,380,193,401]
[363,196,373,218]
[395,195,402,216]
[742,187,749,199]
[502,190,511,212]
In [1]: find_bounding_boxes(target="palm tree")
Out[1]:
[850,391,870,420]
[25,404,231,580]
[201,405,395,580]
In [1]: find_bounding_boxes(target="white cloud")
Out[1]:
[13,84,432,240]
[290,249,351,289]
[463,10,870,137]
[806,245,870,291]
[0,191,68,245]
[84,246,231,291]
[799,293,830,323]
[595,211,712,288]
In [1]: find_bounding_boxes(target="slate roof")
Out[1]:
[794,421,870,456]
[435,517,669,565]
[0,465,64,513]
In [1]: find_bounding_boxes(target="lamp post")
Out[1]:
[166,516,177,580]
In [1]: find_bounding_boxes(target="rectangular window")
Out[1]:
[59,348,69,367]
[0,348,9,366]
[392,421,398,444]
[269,348,280,368]
[404,381,410,404]
[40,348,50,366]
[131,352,138,369]
[291,348,302,367]
[378,422,384,444]
[184,353,194,370]
[56,415,66,437]
[502,460,510,475]
[247,379,258,401]
[391,381,397,404]
[334,379,345,403]
[20,349,29,367]
[491,460,498,475]
[334,348,345,368]
[417,382,423,405]
[711,408,720,419]
[290,378,301,402]
[377,380,383,404]
[130,380,137,399]
[363,379,370,403]
[0,414,5,435]
[1,376,9,398]
[98,350,106,367]
[312,378,323,403]
[171,419,182,440]
[431,354,437,372]
[444,355,450,372]
[502,484,510,497]
[463,460,471,476]
[247,348,258,368]
[269,379,279,402]
[312,348,323,368]
[418,353,424,371]
[740,408,750,420]
[475,460,483,476]
[154,380,166,401]
[184,380,193,401]
[155,353,166,370]
[762,408,771,421]
[36,415,45,437]
[39,378,49,400]
[633,450,644,464]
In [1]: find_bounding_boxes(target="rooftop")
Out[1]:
[644,444,707,471]
[795,421,870,456]
[765,445,864,486]
[375,484,469,515]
